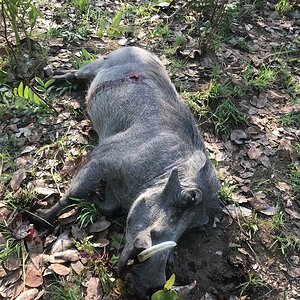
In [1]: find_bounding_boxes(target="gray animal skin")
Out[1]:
[35,47,220,298]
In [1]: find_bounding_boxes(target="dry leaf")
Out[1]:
[15,288,39,300]
[247,145,261,160]
[51,249,80,263]
[248,192,276,215]
[44,234,58,247]
[25,264,43,287]
[85,277,103,300]
[287,266,300,278]
[13,223,31,240]
[89,220,111,233]
[275,181,290,192]
[285,208,300,219]
[71,260,85,275]
[171,280,197,297]
[259,206,276,216]
[43,267,53,276]
[51,263,70,276]
[4,268,22,286]
[5,281,23,299]
[10,169,26,190]
[232,193,249,204]
[277,139,293,160]
[16,127,32,138]
[51,231,74,254]
[71,224,87,240]
[31,253,50,270]
[34,187,59,196]
[94,238,110,248]
[20,145,35,155]
[0,206,11,223]
[58,208,79,224]
[230,129,247,144]
[259,155,271,167]
[34,289,44,300]
[223,205,252,219]
[0,265,6,278]
[4,254,21,271]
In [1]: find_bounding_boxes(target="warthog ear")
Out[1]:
[178,188,203,209]
[163,168,181,197]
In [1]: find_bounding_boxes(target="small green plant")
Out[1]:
[5,189,36,211]
[213,99,248,136]
[244,66,276,92]
[154,25,170,39]
[49,283,83,300]
[164,33,188,55]
[61,29,87,45]
[271,210,285,231]
[72,0,90,13]
[47,26,61,38]
[151,274,177,300]
[275,0,292,14]
[181,91,208,120]
[272,234,300,255]
[12,77,56,115]
[0,152,16,181]
[73,48,95,69]
[2,0,42,55]
[237,272,265,297]
[186,0,238,52]
[252,179,272,194]
[96,10,130,38]
[0,226,22,261]
[242,213,259,239]
[279,111,300,128]
[288,164,300,201]
[74,235,95,254]
[74,237,115,293]
[70,198,101,228]
[219,180,238,204]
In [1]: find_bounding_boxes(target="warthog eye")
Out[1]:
[177,188,202,209]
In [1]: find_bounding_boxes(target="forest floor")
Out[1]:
[0,1,299,299]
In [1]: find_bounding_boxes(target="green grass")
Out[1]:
[5,189,36,211]
[47,26,61,38]
[49,283,83,300]
[242,213,259,239]
[272,234,300,255]
[275,0,292,14]
[0,226,22,262]
[74,237,115,293]
[181,91,208,120]
[69,198,101,228]
[219,180,238,204]
[288,164,300,201]
[72,0,90,13]
[213,99,248,136]
[237,272,266,297]
[271,210,285,231]
[244,66,276,92]
[279,111,300,128]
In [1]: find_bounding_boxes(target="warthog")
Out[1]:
[35,47,220,298]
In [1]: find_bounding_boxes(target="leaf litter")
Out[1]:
[0,0,300,299]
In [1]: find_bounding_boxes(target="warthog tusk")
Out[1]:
[137,241,177,263]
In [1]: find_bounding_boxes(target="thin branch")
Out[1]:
[1,1,59,115]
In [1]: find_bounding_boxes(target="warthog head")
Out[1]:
[118,163,219,298]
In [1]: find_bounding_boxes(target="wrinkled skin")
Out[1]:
[33,47,220,298]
